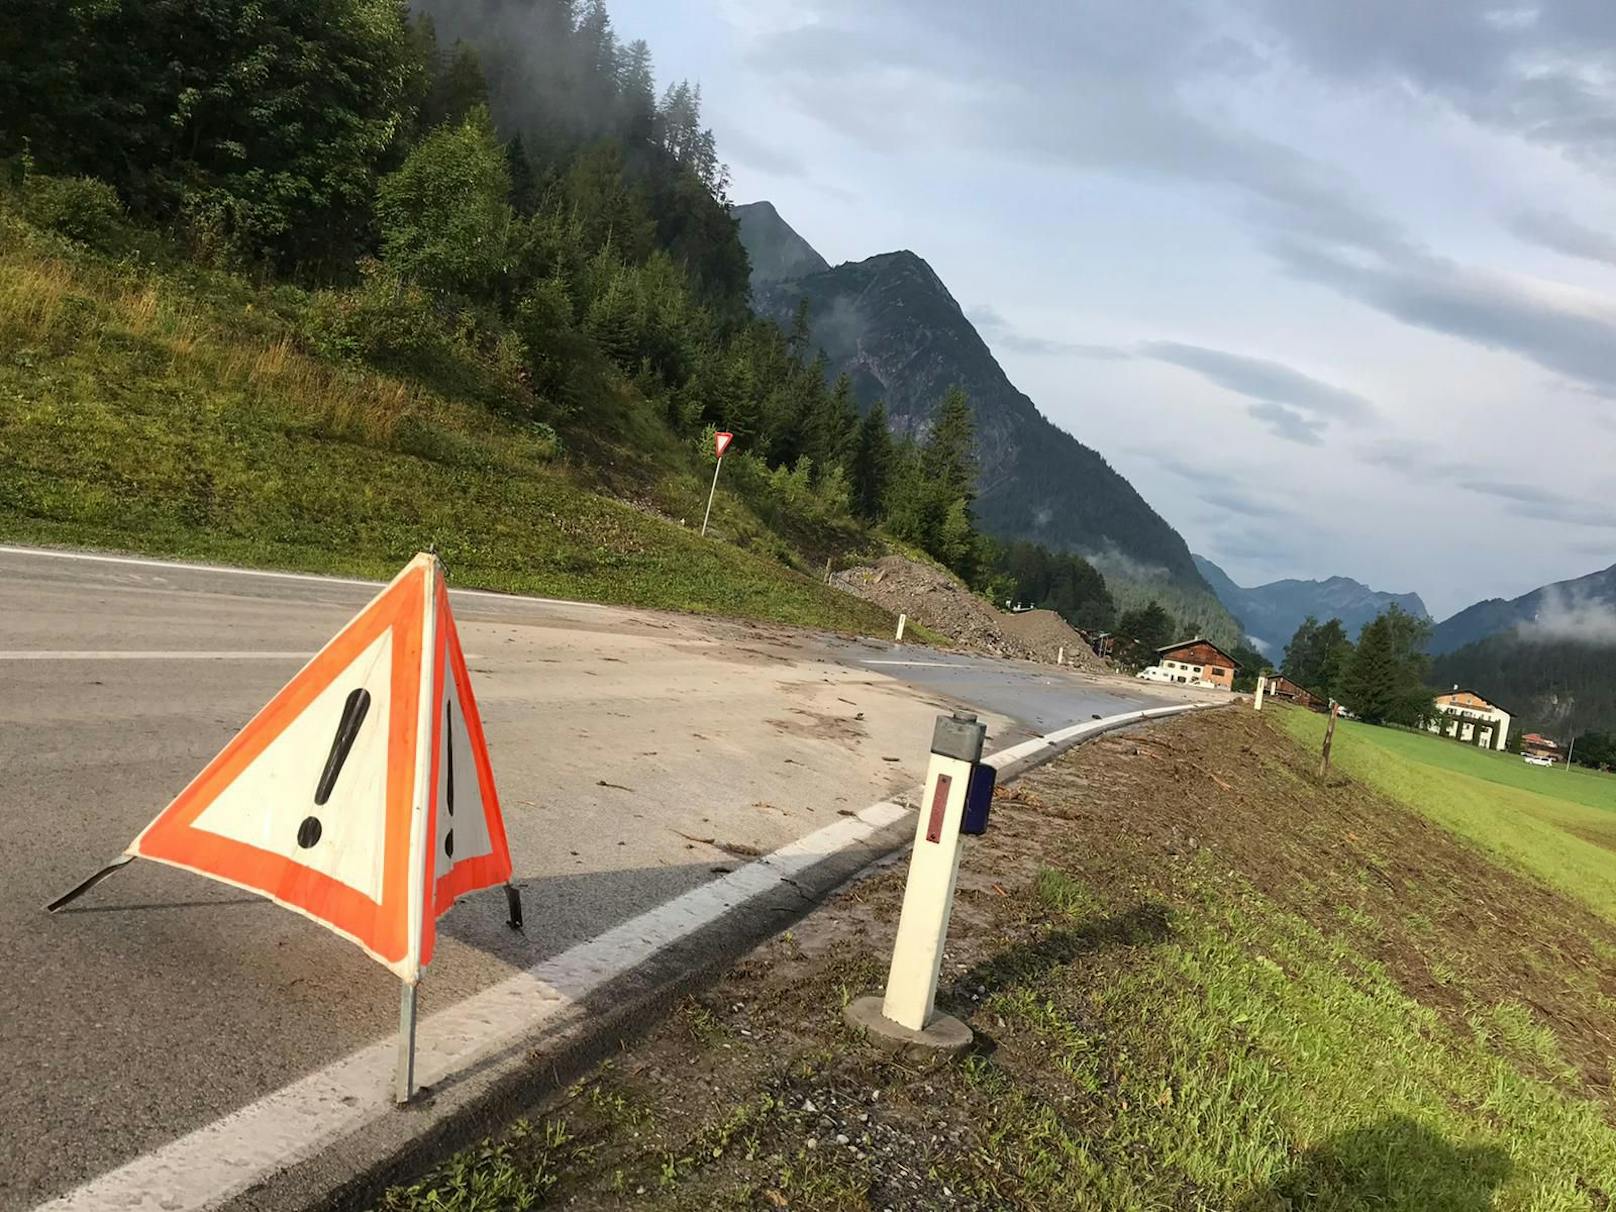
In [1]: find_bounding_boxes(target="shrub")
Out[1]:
[20,175,126,249]
[375,108,512,301]
[303,263,455,373]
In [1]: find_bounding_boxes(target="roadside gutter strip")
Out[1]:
[41,700,1225,1212]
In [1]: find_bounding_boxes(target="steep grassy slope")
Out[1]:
[0,212,892,633]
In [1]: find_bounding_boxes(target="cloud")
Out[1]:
[1274,240,1616,397]
[1197,487,1296,519]
[746,1,1414,261]
[1142,341,1374,418]
[717,124,808,178]
[1248,0,1616,177]
[966,304,1131,358]
[1358,439,1480,480]
[1457,479,1616,528]
[1358,441,1612,528]
[748,2,1616,406]
[1517,585,1616,644]
[1151,455,1307,522]
[1246,402,1326,445]
[1139,340,1372,443]
[1506,208,1616,267]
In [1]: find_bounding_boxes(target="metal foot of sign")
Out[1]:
[44,854,134,912]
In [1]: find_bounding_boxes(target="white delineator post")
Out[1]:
[881,711,985,1031]
[1253,675,1266,711]
[895,613,907,643]
[1057,646,1065,666]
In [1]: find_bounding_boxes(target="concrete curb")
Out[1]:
[44,700,1223,1212]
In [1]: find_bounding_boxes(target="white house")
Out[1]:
[1428,687,1511,752]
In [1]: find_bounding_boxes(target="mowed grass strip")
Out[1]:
[0,226,893,635]
[1276,706,1616,922]
[375,710,1616,1211]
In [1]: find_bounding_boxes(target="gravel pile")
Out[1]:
[833,555,1073,664]
[997,608,1105,671]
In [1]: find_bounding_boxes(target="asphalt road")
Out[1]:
[0,546,1199,1208]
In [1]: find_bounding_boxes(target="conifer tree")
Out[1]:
[850,401,894,522]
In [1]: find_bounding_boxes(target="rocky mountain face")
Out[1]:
[737,205,1234,637]
[732,201,829,284]
[1194,554,1430,654]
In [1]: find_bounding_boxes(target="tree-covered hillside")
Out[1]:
[1,0,1146,637]
[1432,636,1616,741]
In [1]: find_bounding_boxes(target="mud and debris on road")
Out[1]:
[376,709,1616,1210]
[832,555,1103,670]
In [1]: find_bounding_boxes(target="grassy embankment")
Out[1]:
[376,708,1616,1210]
[0,209,895,634]
[1276,708,1616,922]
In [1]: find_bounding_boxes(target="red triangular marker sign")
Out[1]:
[714,430,734,458]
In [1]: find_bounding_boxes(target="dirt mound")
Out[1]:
[833,555,1096,666]
[996,608,1105,671]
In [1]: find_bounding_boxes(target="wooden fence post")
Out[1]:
[1320,701,1340,779]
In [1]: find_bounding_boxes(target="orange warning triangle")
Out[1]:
[127,554,512,981]
[421,571,512,967]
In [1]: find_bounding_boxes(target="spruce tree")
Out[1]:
[850,402,894,522]
[922,386,978,505]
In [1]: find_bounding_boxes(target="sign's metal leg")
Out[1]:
[45,854,134,912]
[394,981,418,1105]
[504,882,524,931]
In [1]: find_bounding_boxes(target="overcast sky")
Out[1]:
[608,0,1616,618]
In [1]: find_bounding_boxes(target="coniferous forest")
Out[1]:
[1,0,1150,638]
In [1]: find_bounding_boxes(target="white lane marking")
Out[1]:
[40,705,1204,1212]
[0,545,607,611]
[0,651,315,661]
[861,659,972,668]
[41,797,914,1211]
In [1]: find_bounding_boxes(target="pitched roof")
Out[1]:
[1154,637,1241,668]
[1435,687,1515,716]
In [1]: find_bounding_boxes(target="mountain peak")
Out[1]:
[740,224,1237,641]
[1193,554,1429,653]
[731,200,829,283]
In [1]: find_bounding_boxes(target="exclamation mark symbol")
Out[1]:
[299,688,371,849]
[443,699,455,860]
